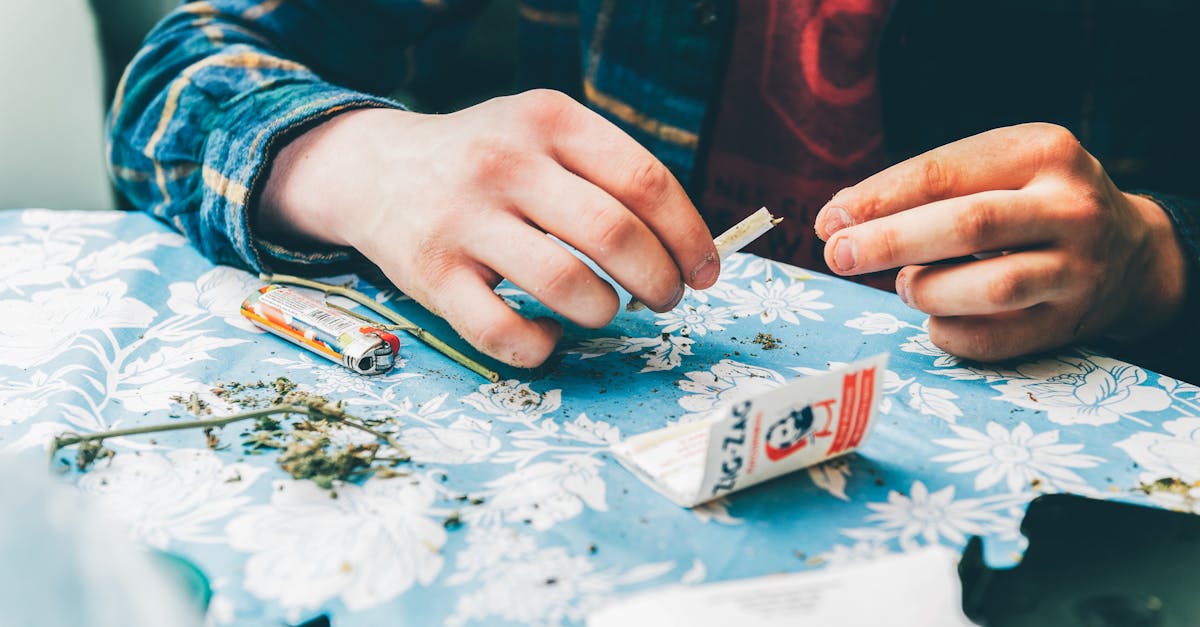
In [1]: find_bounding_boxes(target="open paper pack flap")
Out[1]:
[588,545,975,627]
[611,354,888,507]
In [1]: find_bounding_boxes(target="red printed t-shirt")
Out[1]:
[700,0,895,290]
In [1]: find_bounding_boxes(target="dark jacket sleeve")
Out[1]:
[106,0,486,273]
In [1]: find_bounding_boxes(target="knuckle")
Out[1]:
[1030,123,1083,166]
[926,320,963,356]
[414,237,459,296]
[466,138,524,183]
[514,88,574,135]
[964,330,1000,361]
[929,318,997,362]
[984,269,1024,308]
[472,314,523,357]
[577,289,620,329]
[588,206,639,254]
[624,157,673,209]
[538,258,582,303]
[1056,186,1110,229]
[873,226,900,268]
[952,203,997,248]
[920,156,954,198]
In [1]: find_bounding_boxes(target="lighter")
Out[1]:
[240,285,400,375]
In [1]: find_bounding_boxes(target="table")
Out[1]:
[2,209,1197,626]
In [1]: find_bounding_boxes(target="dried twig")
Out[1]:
[49,399,409,473]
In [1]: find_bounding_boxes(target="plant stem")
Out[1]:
[49,402,409,465]
[260,272,500,383]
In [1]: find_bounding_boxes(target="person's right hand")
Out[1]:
[257,90,720,367]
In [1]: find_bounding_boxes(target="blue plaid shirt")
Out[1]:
[109,0,1200,380]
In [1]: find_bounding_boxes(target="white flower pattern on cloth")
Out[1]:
[0,241,79,293]
[0,280,156,368]
[401,415,501,464]
[73,232,185,280]
[725,279,833,324]
[465,455,607,531]
[817,541,894,567]
[676,360,787,423]
[844,311,921,335]
[167,266,264,333]
[76,448,264,549]
[932,422,1103,493]
[112,336,249,412]
[0,369,66,426]
[654,304,733,337]
[567,333,696,372]
[4,210,1199,627]
[843,481,1020,550]
[461,380,562,423]
[445,526,674,627]
[1115,417,1200,481]
[992,356,1172,426]
[1115,417,1200,512]
[906,382,962,424]
[226,477,448,617]
[885,325,1176,426]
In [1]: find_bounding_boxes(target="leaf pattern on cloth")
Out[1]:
[3,211,1196,626]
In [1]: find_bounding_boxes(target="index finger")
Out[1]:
[546,96,720,289]
[815,123,1081,240]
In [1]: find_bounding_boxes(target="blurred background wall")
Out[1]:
[0,0,175,211]
[0,0,515,212]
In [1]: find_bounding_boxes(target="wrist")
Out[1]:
[256,107,411,250]
[1108,192,1188,341]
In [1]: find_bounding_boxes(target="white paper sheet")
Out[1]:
[588,545,977,627]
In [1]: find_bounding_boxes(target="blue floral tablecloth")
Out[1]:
[3,209,1198,626]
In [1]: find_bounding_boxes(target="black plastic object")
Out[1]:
[960,494,1200,627]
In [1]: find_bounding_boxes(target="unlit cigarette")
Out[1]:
[627,207,782,312]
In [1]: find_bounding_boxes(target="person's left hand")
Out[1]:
[814,122,1187,361]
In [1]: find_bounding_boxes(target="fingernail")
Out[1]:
[896,274,911,306]
[818,207,852,236]
[690,253,719,287]
[663,282,685,310]
[832,237,856,272]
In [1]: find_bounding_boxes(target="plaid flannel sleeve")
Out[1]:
[107,0,485,273]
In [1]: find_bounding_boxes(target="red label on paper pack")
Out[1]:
[826,366,877,456]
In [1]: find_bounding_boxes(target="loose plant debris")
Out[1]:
[1138,477,1200,509]
[74,440,115,471]
[50,377,410,492]
[751,332,782,350]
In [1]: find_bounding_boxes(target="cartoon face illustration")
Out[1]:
[765,405,815,461]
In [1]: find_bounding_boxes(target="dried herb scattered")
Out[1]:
[204,426,221,449]
[1138,477,1200,508]
[50,377,410,493]
[751,332,782,350]
[74,440,115,471]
